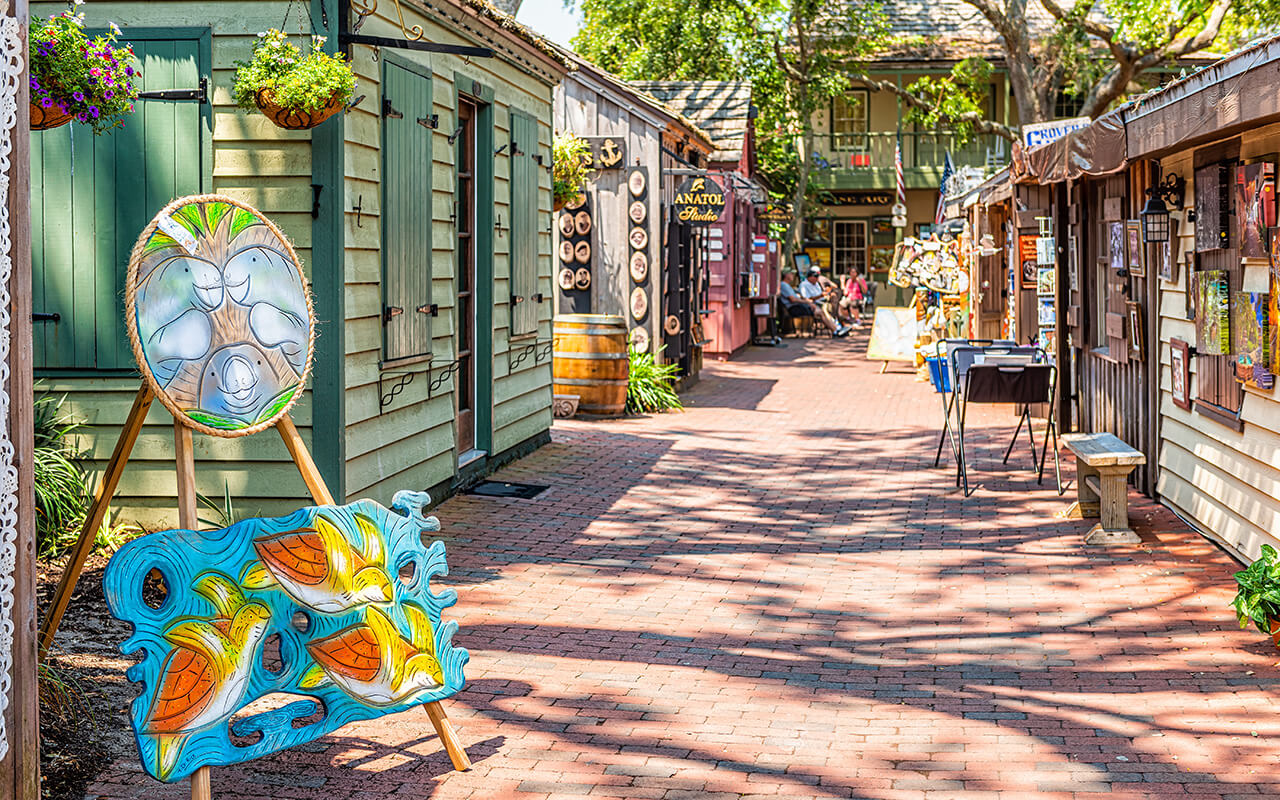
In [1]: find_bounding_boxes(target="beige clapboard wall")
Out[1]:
[1156,120,1280,562]
[340,0,557,503]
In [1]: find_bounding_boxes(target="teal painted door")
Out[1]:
[31,35,206,371]
[509,111,539,337]
[381,60,433,363]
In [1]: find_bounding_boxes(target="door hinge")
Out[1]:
[418,114,438,130]
[510,295,525,305]
[416,303,438,317]
[383,305,404,323]
[383,98,403,119]
[137,77,208,104]
[32,311,60,322]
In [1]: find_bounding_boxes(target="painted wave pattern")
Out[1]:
[102,490,468,783]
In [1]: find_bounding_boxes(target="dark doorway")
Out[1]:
[455,98,477,460]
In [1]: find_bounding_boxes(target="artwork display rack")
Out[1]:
[39,382,472,799]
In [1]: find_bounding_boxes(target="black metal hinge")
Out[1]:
[32,312,60,322]
[383,98,403,119]
[417,303,438,317]
[418,114,438,130]
[384,306,403,323]
[137,77,207,104]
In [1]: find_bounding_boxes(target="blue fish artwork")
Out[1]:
[103,491,468,783]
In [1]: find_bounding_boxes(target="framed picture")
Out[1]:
[1109,221,1125,272]
[1196,269,1231,355]
[792,252,812,272]
[1126,301,1144,360]
[872,216,893,235]
[1184,252,1197,319]
[1019,235,1039,289]
[1270,225,1280,280]
[1170,338,1192,411]
[1068,235,1079,292]
[1158,240,1179,283]
[1037,266,1055,296]
[1038,297,1056,327]
[1126,219,1145,277]
[1235,162,1276,259]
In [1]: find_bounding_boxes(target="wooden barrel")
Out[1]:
[553,314,629,417]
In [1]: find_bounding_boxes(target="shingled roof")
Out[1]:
[868,0,1055,61]
[630,81,753,164]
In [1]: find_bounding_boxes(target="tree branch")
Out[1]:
[851,75,1018,141]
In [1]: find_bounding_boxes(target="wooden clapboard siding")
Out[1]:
[340,1,558,503]
[1154,127,1280,561]
[31,3,317,527]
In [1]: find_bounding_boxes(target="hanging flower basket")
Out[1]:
[30,101,72,131]
[30,13,139,134]
[253,89,344,131]
[234,29,355,132]
[553,134,594,211]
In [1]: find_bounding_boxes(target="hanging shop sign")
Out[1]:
[1021,117,1090,149]
[673,176,726,225]
[583,136,626,170]
[759,204,791,223]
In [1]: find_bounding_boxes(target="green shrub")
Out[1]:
[553,133,594,207]
[232,29,355,114]
[34,394,90,557]
[626,346,683,414]
[1233,544,1280,634]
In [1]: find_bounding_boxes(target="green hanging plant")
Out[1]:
[29,12,140,133]
[1232,544,1280,637]
[232,29,356,130]
[552,133,594,209]
[626,345,683,414]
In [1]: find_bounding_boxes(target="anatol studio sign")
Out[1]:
[673,176,726,225]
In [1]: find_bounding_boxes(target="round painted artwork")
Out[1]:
[126,196,314,437]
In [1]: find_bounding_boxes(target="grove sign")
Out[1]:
[673,176,726,225]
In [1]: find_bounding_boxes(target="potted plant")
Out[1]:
[553,133,593,211]
[233,29,356,130]
[29,13,139,133]
[1232,544,1280,646]
[626,345,683,414]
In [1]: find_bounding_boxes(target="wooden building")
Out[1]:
[632,81,769,362]
[551,52,714,367]
[30,0,569,526]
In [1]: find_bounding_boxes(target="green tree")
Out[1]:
[572,0,890,254]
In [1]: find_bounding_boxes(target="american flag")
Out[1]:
[935,151,954,225]
[894,136,905,210]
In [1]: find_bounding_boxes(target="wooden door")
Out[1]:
[455,99,477,458]
[31,33,206,370]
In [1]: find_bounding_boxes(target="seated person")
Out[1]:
[799,267,851,336]
[778,269,814,330]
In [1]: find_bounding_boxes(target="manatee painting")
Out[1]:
[102,491,469,783]
[126,195,314,436]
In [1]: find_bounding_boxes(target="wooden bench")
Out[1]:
[1062,432,1146,544]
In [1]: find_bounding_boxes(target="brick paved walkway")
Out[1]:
[91,336,1280,799]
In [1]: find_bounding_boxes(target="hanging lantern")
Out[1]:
[1141,173,1186,244]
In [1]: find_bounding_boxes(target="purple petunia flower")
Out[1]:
[124,66,133,76]
[76,112,87,122]
[72,91,84,101]
[39,97,52,108]
[89,106,99,118]
[104,90,113,100]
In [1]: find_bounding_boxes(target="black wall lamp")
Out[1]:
[1141,173,1186,244]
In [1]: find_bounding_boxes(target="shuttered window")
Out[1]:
[31,34,205,370]
[381,60,433,363]
[508,110,539,337]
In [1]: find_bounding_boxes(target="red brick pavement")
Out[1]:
[89,335,1280,799]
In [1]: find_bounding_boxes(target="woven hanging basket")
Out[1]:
[254,90,344,130]
[31,101,72,131]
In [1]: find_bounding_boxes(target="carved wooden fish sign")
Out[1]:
[103,491,468,783]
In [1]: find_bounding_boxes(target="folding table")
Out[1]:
[955,359,1062,497]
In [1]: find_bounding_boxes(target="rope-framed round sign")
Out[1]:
[125,195,315,438]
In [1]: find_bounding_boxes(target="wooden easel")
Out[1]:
[39,383,471,798]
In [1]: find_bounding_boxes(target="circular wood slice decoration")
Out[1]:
[628,170,646,197]
[629,200,647,224]
[664,314,683,335]
[629,251,649,283]
[629,227,648,250]
[574,268,592,290]
[630,326,650,353]
[630,286,648,321]
[558,268,576,291]
[574,211,592,236]
[565,192,587,211]
[126,194,314,437]
[574,240,592,264]
[559,240,575,263]
[558,213,576,237]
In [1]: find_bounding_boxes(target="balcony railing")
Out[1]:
[825,131,1008,171]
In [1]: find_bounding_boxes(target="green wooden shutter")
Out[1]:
[31,36,204,370]
[509,111,539,337]
[381,61,433,362]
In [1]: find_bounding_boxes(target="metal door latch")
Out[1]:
[417,114,438,129]
[383,306,404,322]
[416,303,438,317]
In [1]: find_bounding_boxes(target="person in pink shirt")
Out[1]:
[841,271,868,328]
